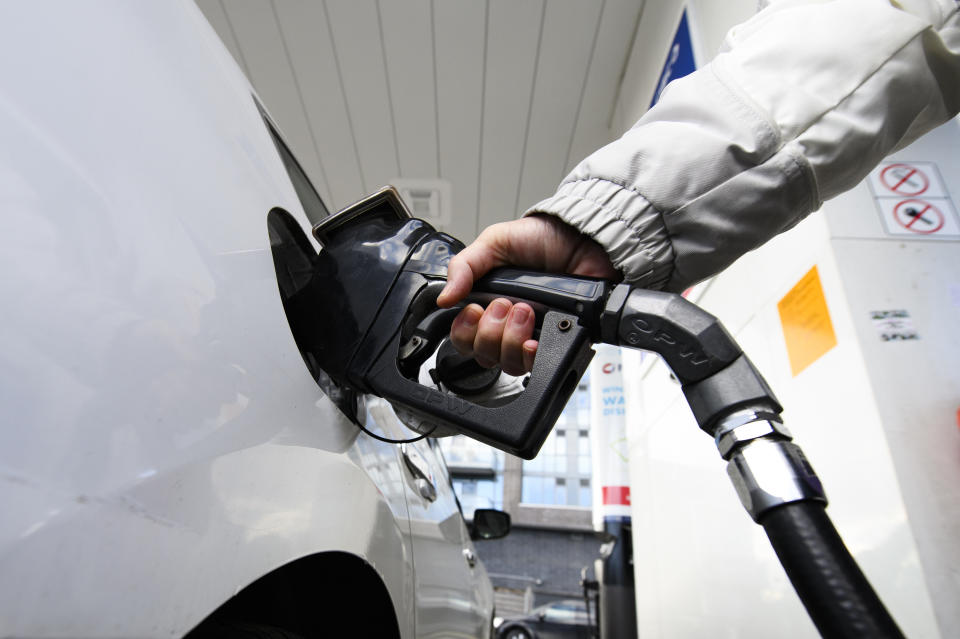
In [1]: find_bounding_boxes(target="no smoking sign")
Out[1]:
[880,164,929,196]
[869,161,948,198]
[869,161,959,238]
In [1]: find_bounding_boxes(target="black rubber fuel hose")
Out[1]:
[760,502,905,638]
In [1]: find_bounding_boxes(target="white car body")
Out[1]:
[0,1,492,636]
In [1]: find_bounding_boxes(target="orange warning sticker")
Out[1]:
[778,266,838,376]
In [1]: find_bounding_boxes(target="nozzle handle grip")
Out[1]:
[471,267,612,337]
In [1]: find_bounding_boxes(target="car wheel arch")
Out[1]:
[185,551,402,638]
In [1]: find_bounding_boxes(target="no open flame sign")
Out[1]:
[868,162,960,238]
[892,200,945,234]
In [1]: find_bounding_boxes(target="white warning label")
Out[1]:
[870,310,919,342]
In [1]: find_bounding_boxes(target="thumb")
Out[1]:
[437,256,476,308]
[437,233,506,307]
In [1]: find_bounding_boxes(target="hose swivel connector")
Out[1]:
[713,409,791,459]
[714,410,825,522]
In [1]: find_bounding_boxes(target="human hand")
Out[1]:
[436,214,619,375]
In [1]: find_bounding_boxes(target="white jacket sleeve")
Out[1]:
[527,0,960,292]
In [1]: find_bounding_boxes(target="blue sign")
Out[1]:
[650,9,697,108]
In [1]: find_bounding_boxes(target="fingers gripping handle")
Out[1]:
[396,267,610,374]
[471,267,612,337]
[367,309,595,459]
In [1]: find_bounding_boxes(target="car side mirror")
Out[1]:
[470,508,511,540]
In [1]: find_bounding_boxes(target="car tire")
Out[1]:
[500,625,533,639]
[188,619,305,639]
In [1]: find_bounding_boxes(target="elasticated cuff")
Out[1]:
[525,177,675,291]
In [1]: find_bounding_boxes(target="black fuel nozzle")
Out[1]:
[303,187,610,459]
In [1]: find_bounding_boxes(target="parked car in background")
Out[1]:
[496,599,593,639]
[0,1,507,636]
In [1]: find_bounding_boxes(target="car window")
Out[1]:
[256,98,329,224]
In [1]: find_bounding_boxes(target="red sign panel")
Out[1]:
[602,486,631,506]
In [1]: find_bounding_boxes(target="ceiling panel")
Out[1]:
[196,0,644,244]
[273,0,364,211]
[477,0,545,231]
[217,0,332,205]
[514,0,603,215]
[434,0,486,241]
[378,0,438,179]
[566,0,645,173]
[325,0,399,196]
